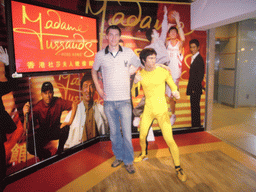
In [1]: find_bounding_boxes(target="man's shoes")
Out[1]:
[170,114,176,126]
[125,164,136,174]
[134,154,148,163]
[176,167,187,182]
[133,117,141,127]
[111,159,123,167]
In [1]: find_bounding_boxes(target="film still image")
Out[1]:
[64,74,108,149]
[22,74,109,160]
[22,81,76,160]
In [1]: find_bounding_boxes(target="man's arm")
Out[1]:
[165,71,180,100]
[129,65,138,75]
[91,68,106,99]
[130,48,142,69]
[133,70,142,84]
[23,102,31,132]
[156,64,171,73]
[172,11,185,50]
[193,56,205,84]
[198,57,205,83]
[160,6,168,42]
[60,101,78,128]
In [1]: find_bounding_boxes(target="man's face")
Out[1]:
[190,43,200,55]
[168,29,178,40]
[144,54,156,70]
[41,90,53,106]
[82,80,95,103]
[106,29,121,48]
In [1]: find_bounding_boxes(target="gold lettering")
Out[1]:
[27,61,35,69]
[45,33,95,56]
[58,75,81,100]
[75,61,80,67]
[48,62,54,68]
[85,0,193,48]
[154,19,161,30]
[110,12,125,25]
[14,6,68,51]
[83,42,95,57]
[45,10,87,33]
[21,5,44,49]
[15,6,92,56]
[68,94,80,102]
[86,0,107,49]
[140,16,151,29]
[71,77,80,86]
[89,61,94,66]
[74,96,80,103]
[58,75,71,100]
[110,2,141,27]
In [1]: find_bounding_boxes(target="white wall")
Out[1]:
[191,0,256,30]
[215,23,237,106]
[236,19,256,106]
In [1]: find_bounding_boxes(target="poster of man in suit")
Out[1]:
[186,39,205,128]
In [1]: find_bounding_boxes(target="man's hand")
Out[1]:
[129,65,138,75]
[172,11,180,24]
[97,87,107,100]
[23,102,30,133]
[72,100,79,109]
[164,6,168,16]
[134,71,142,84]
[23,102,30,116]
[0,46,9,66]
[92,68,106,100]
[156,64,172,75]
[61,100,79,129]
[171,11,185,43]
[172,91,180,100]
[60,122,68,129]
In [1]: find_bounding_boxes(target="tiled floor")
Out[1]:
[208,103,256,157]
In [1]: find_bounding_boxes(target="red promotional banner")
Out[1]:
[11,1,98,73]
[2,0,208,178]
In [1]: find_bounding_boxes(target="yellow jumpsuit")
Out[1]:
[139,67,180,166]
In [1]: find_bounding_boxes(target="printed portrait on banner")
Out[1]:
[82,1,207,130]
[4,72,108,175]
[63,73,108,149]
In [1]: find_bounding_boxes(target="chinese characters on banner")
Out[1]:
[11,1,97,73]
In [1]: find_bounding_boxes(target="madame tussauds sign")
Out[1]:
[11,1,98,73]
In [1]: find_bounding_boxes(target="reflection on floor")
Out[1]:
[88,151,256,192]
[4,132,256,192]
[209,103,256,157]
